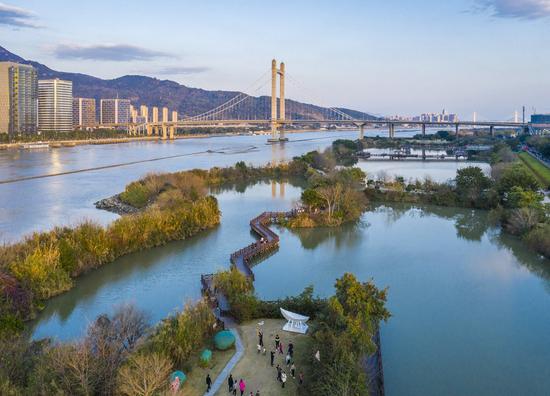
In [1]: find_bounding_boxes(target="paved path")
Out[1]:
[204,328,244,396]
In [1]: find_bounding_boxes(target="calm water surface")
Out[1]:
[30,180,550,395]
[0,129,484,241]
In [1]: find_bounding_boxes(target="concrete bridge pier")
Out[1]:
[169,126,175,140]
[359,124,365,139]
[161,124,168,140]
[422,123,426,136]
[490,125,494,137]
[455,124,459,138]
[388,123,395,139]
[146,125,152,136]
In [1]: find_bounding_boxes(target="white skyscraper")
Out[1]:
[38,79,73,132]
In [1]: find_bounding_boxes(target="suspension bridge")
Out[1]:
[82,59,545,142]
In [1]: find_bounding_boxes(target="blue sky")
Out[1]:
[1,0,549,119]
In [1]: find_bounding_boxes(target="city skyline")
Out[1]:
[1,0,549,120]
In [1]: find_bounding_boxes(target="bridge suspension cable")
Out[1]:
[183,70,271,122]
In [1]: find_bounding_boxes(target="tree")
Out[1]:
[85,304,148,394]
[506,186,544,209]
[496,163,540,199]
[455,166,492,207]
[333,273,390,354]
[506,208,540,235]
[117,353,172,396]
[316,184,344,221]
[301,189,324,211]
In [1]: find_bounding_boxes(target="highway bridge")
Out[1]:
[78,60,549,141]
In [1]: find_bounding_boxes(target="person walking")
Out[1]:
[239,379,246,396]
[278,341,284,355]
[281,371,287,388]
[258,330,263,347]
[228,374,234,392]
[285,353,291,366]
[299,372,304,385]
[288,341,294,358]
[255,391,260,396]
[275,334,280,349]
[276,364,282,382]
[206,374,212,392]
[290,363,296,378]
[270,349,275,366]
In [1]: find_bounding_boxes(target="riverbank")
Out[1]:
[0,172,221,332]
[0,128,335,151]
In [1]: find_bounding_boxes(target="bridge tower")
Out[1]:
[269,59,288,142]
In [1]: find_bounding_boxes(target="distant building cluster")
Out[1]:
[0,61,178,135]
[413,109,458,123]
[387,109,459,123]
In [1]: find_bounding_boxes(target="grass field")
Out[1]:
[215,319,313,396]
[518,152,550,189]
[182,341,236,396]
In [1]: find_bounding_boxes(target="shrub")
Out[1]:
[119,181,153,208]
[524,224,550,258]
[150,299,216,367]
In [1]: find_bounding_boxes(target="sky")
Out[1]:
[1,0,549,120]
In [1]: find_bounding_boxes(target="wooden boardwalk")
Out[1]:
[199,208,385,395]
[201,210,296,317]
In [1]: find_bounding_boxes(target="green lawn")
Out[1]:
[518,152,550,189]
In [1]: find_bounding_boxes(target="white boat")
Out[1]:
[20,142,50,149]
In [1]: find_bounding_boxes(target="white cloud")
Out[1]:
[0,2,38,28]
[476,0,550,19]
[53,44,172,61]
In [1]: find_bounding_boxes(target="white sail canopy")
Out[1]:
[280,308,309,334]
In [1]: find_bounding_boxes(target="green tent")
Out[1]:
[214,330,236,350]
[200,349,213,365]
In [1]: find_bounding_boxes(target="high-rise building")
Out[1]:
[38,79,73,132]
[73,97,96,128]
[100,98,131,124]
[140,105,149,122]
[0,62,38,134]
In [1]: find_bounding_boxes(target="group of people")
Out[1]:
[206,328,304,395]
[267,332,304,389]
[226,374,260,396]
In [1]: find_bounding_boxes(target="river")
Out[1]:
[0,128,476,242]
[6,129,550,395]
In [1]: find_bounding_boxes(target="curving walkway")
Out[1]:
[200,210,295,395]
[203,328,244,396]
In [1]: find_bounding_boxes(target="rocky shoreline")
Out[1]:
[94,195,140,215]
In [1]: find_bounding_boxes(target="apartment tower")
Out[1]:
[73,97,96,129]
[38,78,73,132]
[0,62,38,134]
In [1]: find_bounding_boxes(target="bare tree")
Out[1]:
[117,353,172,396]
[316,184,344,220]
[86,304,149,395]
[47,342,96,396]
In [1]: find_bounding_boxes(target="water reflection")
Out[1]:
[371,203,492,242]
[286,220,367,251]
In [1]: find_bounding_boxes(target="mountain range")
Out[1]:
[0,46,376,121]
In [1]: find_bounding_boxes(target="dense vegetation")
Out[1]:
[0,300,218,395]
[0,129,131,144]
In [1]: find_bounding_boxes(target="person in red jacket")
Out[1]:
[239,378,246,396]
